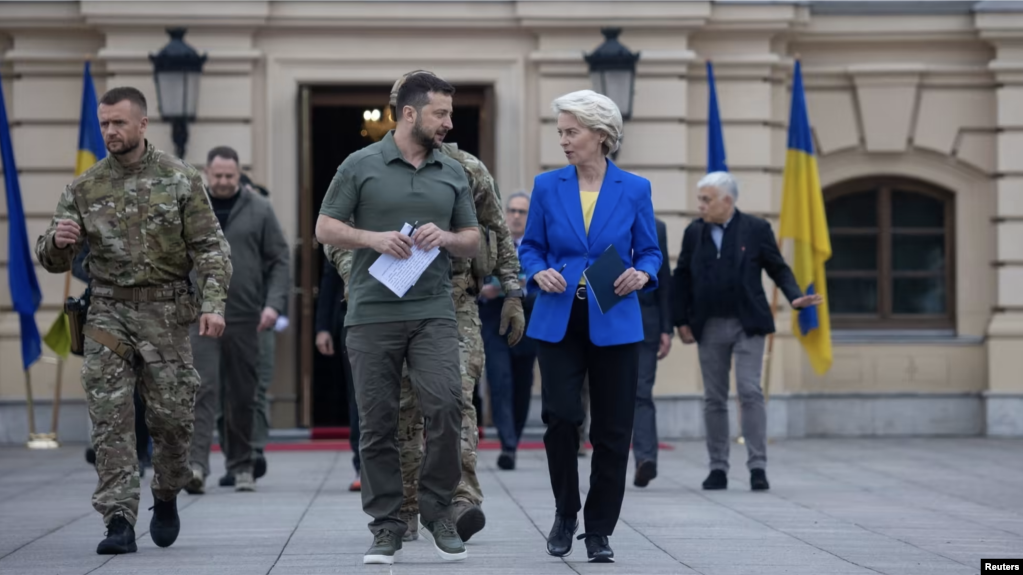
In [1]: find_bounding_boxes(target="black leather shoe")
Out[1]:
[149,496,180,547]
[96,515,137,555]
[219,473,235,487]
[702,469,728,490]
[254,452,267,479]
[751,468,770,491]
[578,533,614,563]
[634,460,657,487]
[546,515,578,557]
[497,451,515,470]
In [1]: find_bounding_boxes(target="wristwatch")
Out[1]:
[506,288,524,298]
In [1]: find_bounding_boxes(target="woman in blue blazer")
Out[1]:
[519,89,662,563]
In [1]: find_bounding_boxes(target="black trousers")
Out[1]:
[340,326,360,473]
[537,293,639,537]
[480,298,537,452]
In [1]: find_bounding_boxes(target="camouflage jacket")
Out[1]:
[325,143,521,298]
[36,141,233,315]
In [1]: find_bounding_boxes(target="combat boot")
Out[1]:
[452,501,486,542]
[401,511,419,541]
[184,466,204,495]
[149,495,180,547]
[96,515,137,555]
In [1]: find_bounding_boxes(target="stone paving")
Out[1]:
[1,438,1021,574]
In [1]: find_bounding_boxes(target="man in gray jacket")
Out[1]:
[185,146,290,493]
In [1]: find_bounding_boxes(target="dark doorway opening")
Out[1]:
[299,84,494,427]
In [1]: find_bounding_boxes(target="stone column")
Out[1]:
[979,7,1023,436]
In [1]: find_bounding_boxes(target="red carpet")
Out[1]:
[214,439,674,453]
[210,427,675,452]
[310,427,352,440]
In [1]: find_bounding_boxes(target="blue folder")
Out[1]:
[582,245,627,314]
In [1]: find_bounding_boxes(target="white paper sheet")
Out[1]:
[368,223,440,297]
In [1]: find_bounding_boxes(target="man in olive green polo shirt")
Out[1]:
[315,73,479,565]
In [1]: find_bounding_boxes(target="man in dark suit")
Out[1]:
[480,191,537,471]
[632,218,673,488]
[672,172,821,492]
[315,256,361,491]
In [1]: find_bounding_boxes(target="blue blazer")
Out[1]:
[519,160,663,347]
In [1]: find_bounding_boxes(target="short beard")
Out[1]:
[109,137,142,157]
[411,116,439,150]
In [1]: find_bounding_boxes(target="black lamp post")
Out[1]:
[585,28,639,121]
[149,28,207,159]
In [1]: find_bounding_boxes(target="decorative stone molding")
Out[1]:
[79,1,271,28]
[851,71,921,153]
[97,47,263,75]
[530,49,697,77]
[516,1,710,29]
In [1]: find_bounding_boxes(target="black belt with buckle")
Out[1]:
[575,286,587,300]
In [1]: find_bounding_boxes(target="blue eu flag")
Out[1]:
[706,61,728,173]
[0,69,43,370]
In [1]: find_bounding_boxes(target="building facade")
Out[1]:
[2,0,1021,443]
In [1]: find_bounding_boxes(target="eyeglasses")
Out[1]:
[507,208,528,216]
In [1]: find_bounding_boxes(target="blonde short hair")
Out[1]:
[551,89,623,156]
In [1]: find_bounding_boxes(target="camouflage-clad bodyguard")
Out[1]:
[326,70,525,545]
[35,87,232,556]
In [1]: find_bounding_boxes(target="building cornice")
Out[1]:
[976,13,1023,39]
[78,1,270,28]
[0,1,804,34]
[0,1,84,30]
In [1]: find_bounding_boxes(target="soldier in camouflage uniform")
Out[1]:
[326,70,525,545]
[35,87,231,556]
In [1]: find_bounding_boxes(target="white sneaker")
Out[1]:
[234,471,256,492]
[364,530,402,564]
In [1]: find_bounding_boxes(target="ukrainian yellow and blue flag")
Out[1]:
[76,61,106,176]
[779,61,832,375]
[43,62,106,358]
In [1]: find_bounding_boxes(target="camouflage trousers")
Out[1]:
[399,296,484,514]
[82,297,199,527]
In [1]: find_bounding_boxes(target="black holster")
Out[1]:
[66,288,90,356]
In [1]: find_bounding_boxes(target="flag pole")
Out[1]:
[25,369,58,449]
[24,369,37,438]
[49,270,73,439]
[762,232,787,408]
[764,54,804,404]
